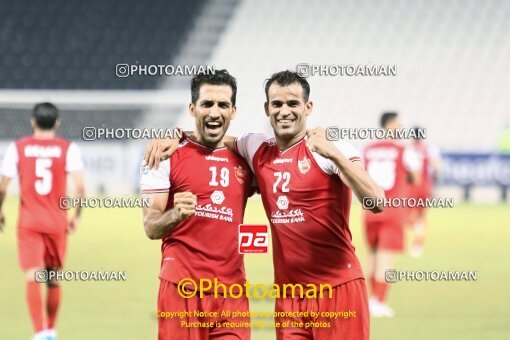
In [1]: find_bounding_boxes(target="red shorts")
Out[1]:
[364,219,404,251]
[17,228,67,271]
[157,279,251,340]
[275,278,369,340]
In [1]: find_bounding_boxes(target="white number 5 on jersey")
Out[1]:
[35,158,53,195]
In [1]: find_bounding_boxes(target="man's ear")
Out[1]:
[30,118,36,130]
[188,102,196,117]
[264,102,269,117]
[305,100,314,117]
[54,118,61,129]
[231,105,237,120]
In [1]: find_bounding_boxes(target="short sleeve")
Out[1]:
[140,159,171,193]
[403,147,421,172]
[313,140,362,175]
[234,133,269,171]
[66,143,85,173]
[1,142,18,178]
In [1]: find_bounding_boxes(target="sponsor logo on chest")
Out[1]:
[205,155,229,163]
[273,158,293,164]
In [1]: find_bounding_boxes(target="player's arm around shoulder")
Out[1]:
[306,127,385,213]
[143,131,240,170]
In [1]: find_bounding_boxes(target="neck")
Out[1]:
[33,129,55,138]
[192,130,224,149]
[276,129,307,151]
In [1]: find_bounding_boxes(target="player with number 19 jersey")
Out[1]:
[141,137,255,340]
[141,137,254,288]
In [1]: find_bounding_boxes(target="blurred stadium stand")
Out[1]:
[0,0,208,89]
[0,106,143,140]
[205,0,510,152]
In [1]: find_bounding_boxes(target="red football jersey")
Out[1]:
[408,141,439,193]
[0,136,83,233]
[140,138,254,287]
[235,133,364,287]
[363,140,419,222]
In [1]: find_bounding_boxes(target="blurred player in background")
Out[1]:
[0,103,85,340]
[145,70,385,340]
[362,112,420,317]
[406,126,441,257]
[140,70,254,340]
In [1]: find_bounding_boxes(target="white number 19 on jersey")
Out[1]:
[209,166,229,187]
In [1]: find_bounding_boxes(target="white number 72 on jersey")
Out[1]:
[273,172,290,193]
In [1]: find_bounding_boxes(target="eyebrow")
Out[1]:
[200,99,231,106]
[270,99,301,105]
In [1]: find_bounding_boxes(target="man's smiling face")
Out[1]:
[190,84,236,148]
[265,82,311,141]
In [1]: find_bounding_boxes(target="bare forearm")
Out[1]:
[0,190,5,211]
[73,187,85,218]
[143,209,181,240]
[331,152,385,212]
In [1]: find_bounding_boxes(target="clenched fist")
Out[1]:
[306,127,340,159]
[172,192,197,222]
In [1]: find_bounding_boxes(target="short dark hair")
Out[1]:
[32,102,59,129]
[264,70,310,102]
[380,112,398,128]
[191,69,237,106]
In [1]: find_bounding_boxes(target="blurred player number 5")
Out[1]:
[238,224,269,254]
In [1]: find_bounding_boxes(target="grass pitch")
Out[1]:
[0,197,509,339]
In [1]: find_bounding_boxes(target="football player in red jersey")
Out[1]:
[141,70,254,340]
[144,70,385,340]
[362,113,420,317]
[0,103,85,340]
[406,126,441,257]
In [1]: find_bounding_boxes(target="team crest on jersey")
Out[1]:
[234,166,247,184]
[298,157,311,174]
